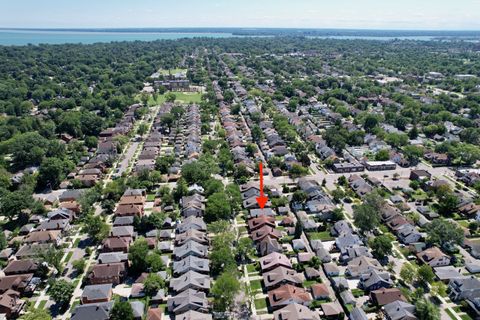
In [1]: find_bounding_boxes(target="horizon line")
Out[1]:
[1,27,480,32]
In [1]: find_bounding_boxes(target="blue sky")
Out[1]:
[2,0,480,30]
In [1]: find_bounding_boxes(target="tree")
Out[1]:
[146,252,165,272]
[181,159,217,185]
[417,264,435,285]
[165,92,176,103]
[37,245,64,274]
[353,203,380,234]
[226,184,242,212]
[20,308,52,320]
[0,191,33,221]
[210,236,236,276]
[160,113,175,128]
[83,215,109,244]
[415,298,440,320]
[84,136,98,149]
[205,192,232,223]
[403,145,424,164]
[72,259,86,274]
[37,157,73,190]
[129,238,150,273]
[143,273,165,296]
[364,115,379,132]
[211,271,241,312]
[208,220,231,234]
[0,229,6,251]
[375,149,390,161]
[385,133,409,148]
[400,263,417,285]
[289,164,308,178]
[110,301,134,320]
[426,218,464,250]
[155,156,175,174]
[291,190,308,204]
[437,191,459,216]
[294,220,303,239]
[137,123,149,136]
[236,237,255,262]
[204,179,224,197]
[49,279,74,306]
[369,234,393,259]
[430,281,447,298]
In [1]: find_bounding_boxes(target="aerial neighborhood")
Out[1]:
[1,34,480,320]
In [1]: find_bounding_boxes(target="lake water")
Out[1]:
[0,29,239,46]
[0,29,478,46]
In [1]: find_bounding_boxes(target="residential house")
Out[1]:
[417,247,451,267]
[263,266,305,289]
[71,301,114,320]
[273,303,320,320]
[268,284,312,310]
[370,288,406,306]
[81,284,113,304]
[259,252,292,272]
[383,301,416,320]
[88,263,126,285]
[169,271,211,293]
[167,289,209,315]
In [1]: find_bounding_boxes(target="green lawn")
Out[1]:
[307,231,334,241]
[158,68,187,76]
[38,300,48,309]
[352,288,365,297]
[446,308,457,320]
[69,300,80,313]
[64,251,73,263]
[254,298,268,310]
[140,91,203,106]
[303,280,318,288]
[246,264,257,273]
[461,314,473,320]
[250,279,262,292]
[411,190,429,201]
[457,220,470,228]
[147,194,156,201]
[73,238,81,248]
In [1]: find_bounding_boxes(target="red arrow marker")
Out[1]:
[256,162,268,209]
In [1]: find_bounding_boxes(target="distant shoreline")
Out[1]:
[2,27,480,37]
[1,28,480,46]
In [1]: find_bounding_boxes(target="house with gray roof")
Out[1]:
[173,241,208,260]
[71,301,114,320]
[335,233,362,252]
[176,217,207,234]
[350,307,368,320]
[449,276,480,301]
[109,226,136,238]
[170,270,211,293]
[383,301,416,320]
[173,256,209,275]
[331,220,352,236]
[273,303,320,320]
[175,229,208,246]
[81,284,113,304]
[340,245,372,263]
[113,216,134,226]
[174,310,212,320]
[167,289,209,314]
[360,269,393,291]
[130,301,145,320]
[97,252,128,265]
[346,256,383,278]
